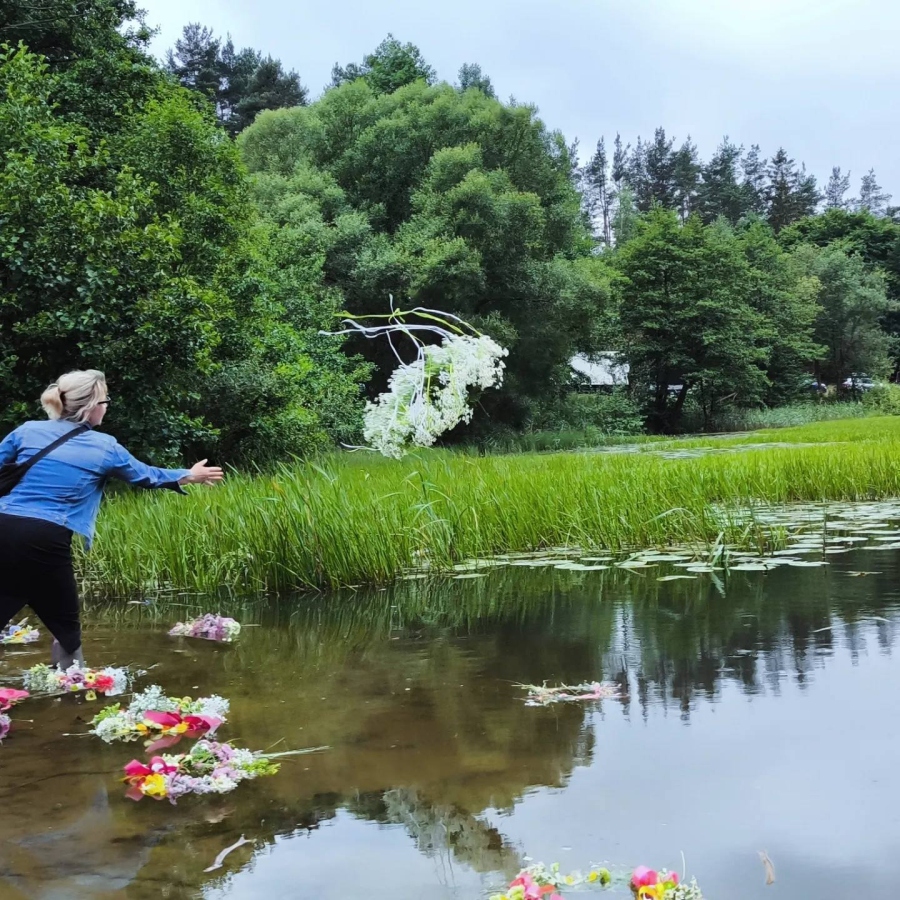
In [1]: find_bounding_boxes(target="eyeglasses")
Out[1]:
[97,399,111,407]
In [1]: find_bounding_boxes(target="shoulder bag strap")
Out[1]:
[18,424,89,476]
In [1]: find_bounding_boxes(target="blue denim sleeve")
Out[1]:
[107,443,192,494]
[0,427,21,466]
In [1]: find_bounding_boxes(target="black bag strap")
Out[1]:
[18,424,88,475]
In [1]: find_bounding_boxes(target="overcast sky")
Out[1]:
[142,0,898,199]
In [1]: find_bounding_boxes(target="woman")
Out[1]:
[0,370,223,669]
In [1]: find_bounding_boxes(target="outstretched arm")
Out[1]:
[108,445,223,491]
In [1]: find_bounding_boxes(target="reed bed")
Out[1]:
[80,416,900,597]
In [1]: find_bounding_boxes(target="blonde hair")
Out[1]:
[41,370,107,424]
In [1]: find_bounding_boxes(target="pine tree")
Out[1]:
[165,23,221,100]
[796,164,821,218]
[331,34,435,94]
[583,137,614,244]
[672,137,700,223]
[766,148,820,232]
[824,166,852,210]
[218,39,262,123]
[611,133,629,189]
[457,63,495,98]
[232,57,307,134]
[642,127,677,210]
[612,185,639,246]
[627,137,650,210]
[696,137,745,224]
[741,144,768,216]
[856,169,892,217]
[166,24,307,136]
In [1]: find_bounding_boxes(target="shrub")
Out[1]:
[862,384,900,416]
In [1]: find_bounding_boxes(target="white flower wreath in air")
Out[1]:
[324,301,508,459]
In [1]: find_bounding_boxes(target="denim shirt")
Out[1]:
[0,419,191,549]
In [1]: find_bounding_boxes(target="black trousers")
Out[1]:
[0,513,81,654]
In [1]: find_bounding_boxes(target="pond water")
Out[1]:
[2,544,899,899]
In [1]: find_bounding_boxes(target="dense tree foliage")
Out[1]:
[3,5,900,456]
[614,210,821,430]
[457,63,495,98]
[330,34,436,94]
[239,78,608,427]
[0,4,365,463]
[0,48,222,455]
[795,245,895,384]
[165,23,307,136]
[0,0,158,137]
[586,130,893,244]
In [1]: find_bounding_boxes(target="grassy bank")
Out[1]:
[81,416,900,597]
[485,401,871,455]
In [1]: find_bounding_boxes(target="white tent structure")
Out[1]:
[570,353,629,389]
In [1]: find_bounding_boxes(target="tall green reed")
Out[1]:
[81,417,900,598]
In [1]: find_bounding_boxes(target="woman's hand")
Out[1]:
[179,459,225,486]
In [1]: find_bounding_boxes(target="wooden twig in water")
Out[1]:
[204,834,253,873]
[758,850,775,885]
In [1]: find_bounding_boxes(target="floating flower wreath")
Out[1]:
[24,664,129,699]
[169,614,241,643]
[631,867,704,900]
[491,863,612,900]
[90,686,228,747]
[1,620,40,645]
[518,682,621,707]
[324,302,507,459]
[122,740,281,803]
[0,688,29,711]
[0,688,29,743]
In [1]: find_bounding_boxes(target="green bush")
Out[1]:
[529,391,644,435]
[862,384,900,416]
[684,400,869,433]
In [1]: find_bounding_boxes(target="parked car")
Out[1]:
[842,373,876,391]
[805,378,827,395]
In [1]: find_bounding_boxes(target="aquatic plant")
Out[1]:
[80,416,900,597]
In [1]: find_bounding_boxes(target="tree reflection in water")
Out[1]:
[8,551,894,896]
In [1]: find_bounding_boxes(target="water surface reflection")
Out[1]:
[1,552,898,898]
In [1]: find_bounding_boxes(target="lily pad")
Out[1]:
[637,553,691,562]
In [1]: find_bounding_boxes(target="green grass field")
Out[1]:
[81,416,900,598]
